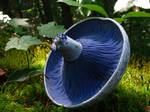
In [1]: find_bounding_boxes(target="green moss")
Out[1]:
[0,46,50,70]
[0,56,150,112]
[0,28,50,70]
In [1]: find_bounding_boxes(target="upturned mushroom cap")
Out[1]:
[44,17,130,108]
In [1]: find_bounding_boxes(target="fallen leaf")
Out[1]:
[0,68,7,76]
[144,106,150,112]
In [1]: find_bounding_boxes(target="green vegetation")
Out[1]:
[0,57,150,112]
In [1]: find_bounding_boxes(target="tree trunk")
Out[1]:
[35,0,45,23]
[0,0,12,16]
[41,0,53,23]
[101,0,116,16]
[60,3,73,28]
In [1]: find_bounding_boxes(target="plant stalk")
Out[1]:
[26,51,30,69]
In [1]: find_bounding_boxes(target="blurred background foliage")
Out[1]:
[0,0,150,112]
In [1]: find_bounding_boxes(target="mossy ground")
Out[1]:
[0,54,150,112]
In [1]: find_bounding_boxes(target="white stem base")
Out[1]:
[60,36,82,61]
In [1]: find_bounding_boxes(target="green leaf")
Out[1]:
[114,18,126,23]
[10,18,31,27]
[7,68,42,82]
[123,11,150,18]
[5,35,42,51]
[57,0,108,17]
[37,22,66,38]
[14,26,26,35]
[83,4,108,17]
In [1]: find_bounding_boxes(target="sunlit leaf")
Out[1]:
[37,22,66,38]
[114,18,126,23]
[5,35,42,51]
[123,11,150,18]
[7,68,42,82]
[58,0,108,17]
[83,4,108,17]
[10,18,31,27]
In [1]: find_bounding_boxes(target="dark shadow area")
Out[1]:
[69,87,146,112]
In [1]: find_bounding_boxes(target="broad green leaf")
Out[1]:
[5,35,42,51]
[123,11,150,18]
[37,22,66,38]
[57,0,108,17]
[10,18,31,27]
[7,68,42,82]
[83,4,108,17]
[14,26,26,35]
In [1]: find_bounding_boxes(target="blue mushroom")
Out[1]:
[44,17,130,108]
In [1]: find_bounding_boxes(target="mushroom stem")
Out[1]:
[51,33,82,61]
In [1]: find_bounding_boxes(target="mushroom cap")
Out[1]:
[44,17,130,108]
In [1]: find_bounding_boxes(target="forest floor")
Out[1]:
[0,55,150,112]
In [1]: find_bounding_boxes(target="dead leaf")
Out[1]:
[144,106,150,112]
[0,68,7,76]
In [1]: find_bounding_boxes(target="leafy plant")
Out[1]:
[2,18,66,82]
[58,0,108,17]
[123,11,150,18]
[5,35,42,51]
[37,22,66,38]
[115,11,150,23]
[9,18,31,27]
